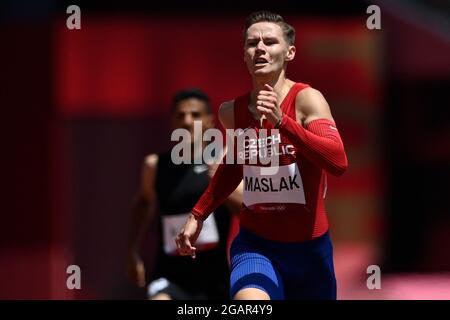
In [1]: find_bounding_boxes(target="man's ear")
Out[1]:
[285,45,296,62]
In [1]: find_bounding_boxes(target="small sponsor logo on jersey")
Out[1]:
[193,164,208,174]
[235,127,253,136]
[148,278,169,296]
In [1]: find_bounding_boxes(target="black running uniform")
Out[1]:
[148,151,231,299]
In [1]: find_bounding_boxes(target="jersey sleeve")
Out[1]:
[278,117,348,176]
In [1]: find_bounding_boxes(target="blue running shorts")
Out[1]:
[230,228,337,300]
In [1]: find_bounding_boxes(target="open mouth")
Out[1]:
[254,57,268,65]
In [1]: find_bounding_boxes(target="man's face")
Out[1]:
[171,98,213,144]
[244,22,295,76]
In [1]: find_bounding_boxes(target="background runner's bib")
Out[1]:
[162,212,219,255]
[243,163,306,206]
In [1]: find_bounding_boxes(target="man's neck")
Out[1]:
[250,71,294,112]
[251,69,292,99]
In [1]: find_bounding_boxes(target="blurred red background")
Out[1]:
[1,1,450,299]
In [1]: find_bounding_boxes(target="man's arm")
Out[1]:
[191,100,243,219]
[277,87,348,176]
[218,100,235,129]
[207,161,243,214]
[222,181,243,214]
[216,101,243,214]
[295,87,334,126]
[176,101,243,257]
[127,154,158,287]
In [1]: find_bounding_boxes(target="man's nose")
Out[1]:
[182,114,194,127]
[256,40,266,51]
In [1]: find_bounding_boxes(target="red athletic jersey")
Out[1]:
[192,82,348,242]
[235,83,330,242]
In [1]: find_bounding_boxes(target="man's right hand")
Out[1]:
[175,213,203,258]
[127,250,146,288]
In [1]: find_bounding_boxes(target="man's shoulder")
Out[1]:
[219,100,235,113]
[219,100,235,129]
[143,153,159,170]
[295,86,321,102]
[295,86,330,110]
[294,86,334,123]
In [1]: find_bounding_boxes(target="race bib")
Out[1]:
[243,163,306,206]
[162,212,219,255]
